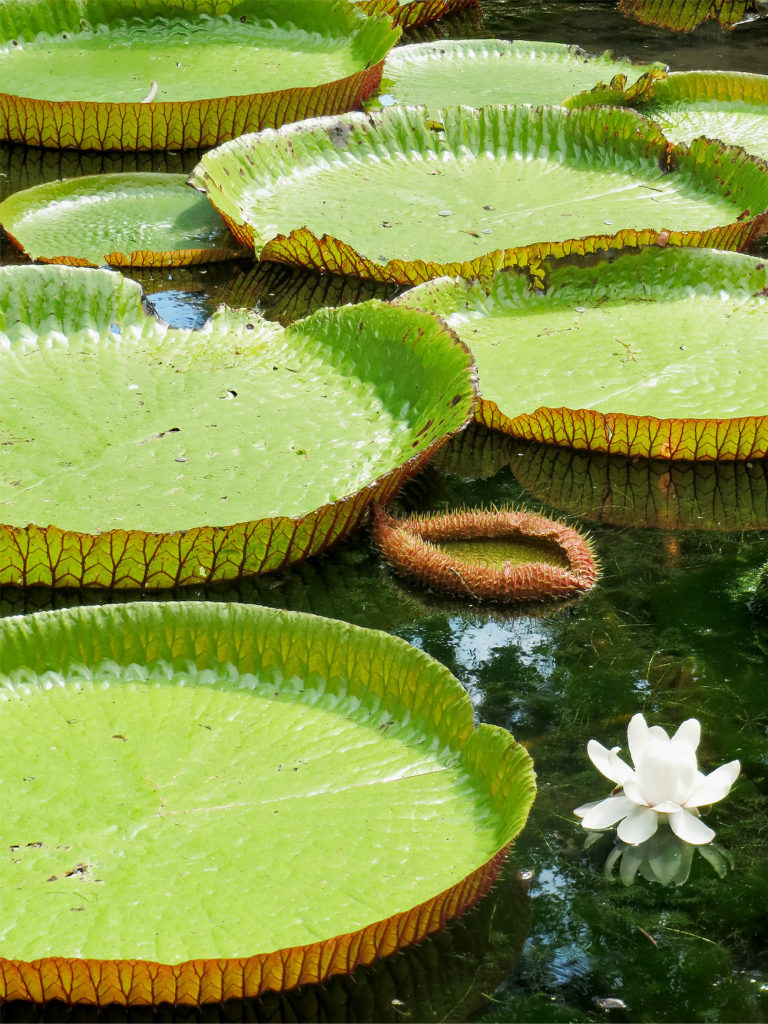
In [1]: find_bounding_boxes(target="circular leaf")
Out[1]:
[0,264,476,587]
[0,0,399,149]
[0,601,535,1005]
[190,105,768,285]
[0,173,244,267]
[396,246,768,460]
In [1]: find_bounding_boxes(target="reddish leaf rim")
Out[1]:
[478,401,768,462]
[0,64,388,152]
[0,172,247,268]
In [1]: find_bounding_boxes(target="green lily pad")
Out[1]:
[0,264,476,588]
[641,72,768,163]
[618,0,762,32]
[189,105,768,286]
[376,40,666,111]
[509,441,768,531]
[0,173,244,267]
[396,246,768,460]
[0,601,535,1005]
[358,0,477,30]
[0,0,399,150]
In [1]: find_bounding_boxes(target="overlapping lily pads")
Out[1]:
[0,264,476,588]
[189,105,768,286]
[640,72,768,163]
[377,40,666,111]
[0,173,244,267]
[0,0,399,150]
[0,601,535,1005]
[397,247,768,460]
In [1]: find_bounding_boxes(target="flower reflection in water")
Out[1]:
[586,829,734,887]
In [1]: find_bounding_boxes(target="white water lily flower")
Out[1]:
[575,713,740,846]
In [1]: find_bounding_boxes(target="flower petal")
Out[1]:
[617,805,659,845]
[636,739,697,807]
[587,739,634,785]
[685,760,741,808]
[668,808,715,845]
[627,713,651,766]
[622,777,650,807]
[619,845,644,886]
[672,718,701,752]
[574,799,600,819]
[579,794,635,830]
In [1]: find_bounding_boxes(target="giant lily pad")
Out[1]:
[640,72,768,163]
[0,264,476,588]
[0,173,244,267]
[189,105,768,286]
[396,247,768,460]
[0,0,399,150]
[0,601,535,1005]
[377,40,666,111]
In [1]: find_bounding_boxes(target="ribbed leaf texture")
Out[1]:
[618,0,759,30]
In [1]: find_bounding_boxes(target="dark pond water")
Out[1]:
[1,2,767,1022]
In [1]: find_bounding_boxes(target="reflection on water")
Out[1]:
[596,829,733,886]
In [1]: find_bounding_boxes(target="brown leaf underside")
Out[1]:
[480,401,768,461]
[0,440,439,589]
[359,0,478,29]
[0,64,384,150]
[618,0,757,31]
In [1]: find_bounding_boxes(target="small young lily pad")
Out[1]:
[373,506,598,602]
[377,40,666,111]
[189,104,768,286]
[0,173,244,267]
[0,601,536,1004]
[0,264,476,588]
[0,0,399,150]
[396,246,768,460]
